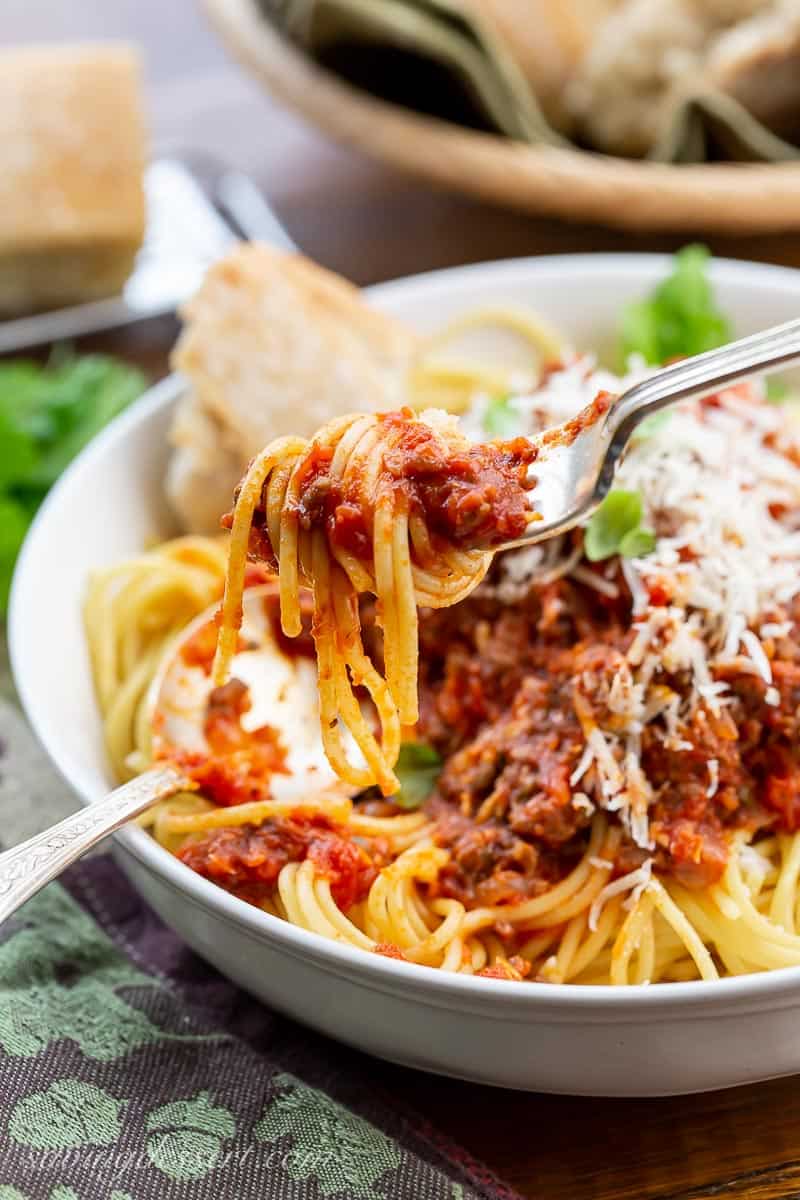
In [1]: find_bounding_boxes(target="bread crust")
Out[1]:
[168,243,417,531]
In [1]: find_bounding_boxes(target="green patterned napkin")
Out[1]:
[0,857,517,1200]
[256,0,799,162]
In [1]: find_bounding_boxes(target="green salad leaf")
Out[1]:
[619,245,731,368]
[392,742,442,810]
[0,350,147,614]
[0,497,32,611]
[584,490,656,562]
[482,393,519,438]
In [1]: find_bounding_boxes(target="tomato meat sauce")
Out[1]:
[227,409,538,566]
[376,409,537,551]
[170,551,800,925]
[178,813,384,912]
[160,677,288,808]
[409,564,800,904]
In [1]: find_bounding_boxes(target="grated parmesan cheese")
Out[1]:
[760,621,792,640]
[589,860,653,931]
[707,758,719,799]
[473,366,800,854]
[569,745,594,788]
[589,855,614,870]
[741,630,773,684]
[572,791,596,815]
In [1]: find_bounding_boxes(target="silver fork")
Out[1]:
[500,317,800,551]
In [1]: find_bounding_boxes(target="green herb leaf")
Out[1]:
[0,497,33,613]
[584,489,655,562]
[482,394,519,438]
[392,742,442,810]
[619,245,731,368]
[20,356,147,490]
[0,404,38,489]
[618,526,657,558]
[0,350,147,616]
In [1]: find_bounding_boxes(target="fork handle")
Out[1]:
[605,316,800,478]
[0,765,188,925]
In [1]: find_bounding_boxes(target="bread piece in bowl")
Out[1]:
[168,243,418,532]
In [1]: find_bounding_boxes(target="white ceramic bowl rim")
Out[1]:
[12,252,800,1016]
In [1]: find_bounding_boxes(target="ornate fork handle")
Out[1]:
[0,765,189,925]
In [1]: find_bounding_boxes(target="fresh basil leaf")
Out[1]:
[619,245,731,368]
[618,526,657,558]
[483,394,519,438]
[0,496,33,613]
[584,489,655,562]
[393,742,442,810]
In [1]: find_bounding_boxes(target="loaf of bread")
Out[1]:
[0,44,147,316]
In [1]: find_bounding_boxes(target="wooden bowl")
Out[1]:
[204,0,800,235]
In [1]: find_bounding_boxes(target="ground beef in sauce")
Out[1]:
[178,815,386,912]
[223,411,538,566]
[403,564,800,903]
[378,412,537,549]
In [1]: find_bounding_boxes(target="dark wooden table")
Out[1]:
[6,3,800,1197]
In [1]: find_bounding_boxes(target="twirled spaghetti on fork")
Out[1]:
[214,407,538,794]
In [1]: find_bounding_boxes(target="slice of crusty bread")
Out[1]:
[0,44,146,315]
[168,243,418,532]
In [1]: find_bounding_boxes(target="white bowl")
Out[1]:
[11,254,800,1097]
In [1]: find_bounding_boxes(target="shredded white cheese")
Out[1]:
[472,366,800,851]
[569,746,594,788]
[572,791,595,815]
[761,621,792,640]
[707,758,719,799]
[589,860,653,931]
[741,630,773,685]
